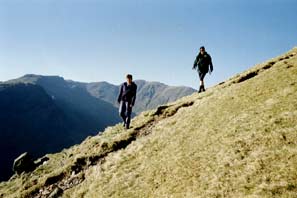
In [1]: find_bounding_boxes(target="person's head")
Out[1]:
[200,46,205,54]
[126,74,133,84]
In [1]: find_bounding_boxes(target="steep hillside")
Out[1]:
[0,47,296,198]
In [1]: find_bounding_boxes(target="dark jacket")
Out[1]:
[193,52,213,73]
[117,82,137,105]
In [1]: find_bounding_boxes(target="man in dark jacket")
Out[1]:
[192,46,213,92]
[117,74,137,129]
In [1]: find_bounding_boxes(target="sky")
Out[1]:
[0,0,296,89]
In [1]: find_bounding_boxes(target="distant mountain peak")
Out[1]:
[22,74,64,80]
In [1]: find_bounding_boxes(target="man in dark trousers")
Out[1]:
[117,74,137,129]
[192,46,213,92]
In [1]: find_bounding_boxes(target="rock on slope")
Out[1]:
[0,47,297,198]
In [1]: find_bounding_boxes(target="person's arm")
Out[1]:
[117,84,123,103]
[209,55,213,72]
[131,84,137,106]
[193,55,199,70]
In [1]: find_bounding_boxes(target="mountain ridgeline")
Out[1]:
[73,80,196,114]
[0,76,195,181]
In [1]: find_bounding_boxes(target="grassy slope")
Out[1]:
[1,48,296,198]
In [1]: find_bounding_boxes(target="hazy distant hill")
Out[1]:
[1,48,296,197]
[7,74,121,132]
[82,80,196,114]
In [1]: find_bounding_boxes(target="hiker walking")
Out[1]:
[192,46,213,92]
[117,74,137,129]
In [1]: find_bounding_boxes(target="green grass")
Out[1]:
[1,47,297,198]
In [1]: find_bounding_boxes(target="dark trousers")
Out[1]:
[198,70,207,81]
[198,70,207,92]
[119,101,132,128]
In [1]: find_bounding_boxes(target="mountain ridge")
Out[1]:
[6,75,196,114]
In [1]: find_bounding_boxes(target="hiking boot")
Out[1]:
[201,85,205,92]
[198,85,203,93]
[125,122,131,129]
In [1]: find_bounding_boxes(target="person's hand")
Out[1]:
[130,104,133,108]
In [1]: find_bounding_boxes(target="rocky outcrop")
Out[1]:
[12,152,35,175]
[12,153,49,175]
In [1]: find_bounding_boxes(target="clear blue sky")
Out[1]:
[0,0,296,89]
